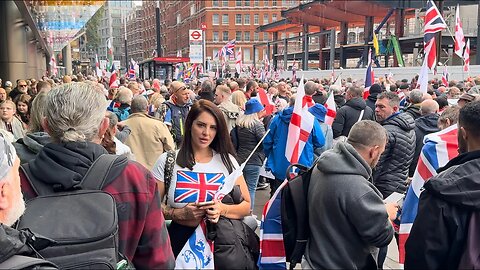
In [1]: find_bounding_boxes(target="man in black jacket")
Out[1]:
[373,92,416,198]
[405,101,480,270]
[332,86,374,138]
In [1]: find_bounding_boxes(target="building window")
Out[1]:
[222,0,229,6]
[236,31,242,41]
[244,31,250,41]
[272,0,277,6]
[255,0,259,6]
[244,14,250,25]
[245,0,250,6]
[254,14,259,25]
[263,14,269,24]
[263,33,269,41]
[236,0,242,6]
[213,31,219,42]
[222,14,229,25]
[282,0,287,5]
[255,49,259,62]
[264,0,269,6]
[272,14,277,22]
[176,14,181,24]
[212,14,219,25]
[190,4,195,15]
[223,31,229,41]
[213,0,219,7]
[235,14,242,25]
[244,48,251,61]
[254,32,259,41]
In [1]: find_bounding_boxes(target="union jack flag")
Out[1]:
[364,48,374,99]
[398,124,458,265]
[215,39,236,58]
[441,65,449,86]
[423,0,447,71]
[174,171,225,203]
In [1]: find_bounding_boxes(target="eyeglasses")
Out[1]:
[19,85,27,87]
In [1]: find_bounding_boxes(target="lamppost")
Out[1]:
[156,1,162,57]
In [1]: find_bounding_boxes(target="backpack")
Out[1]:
[281,159,319,270]
[16,154,130,270]
[0,255,58,270]
[163,150,176,203]
[457,211,480,269]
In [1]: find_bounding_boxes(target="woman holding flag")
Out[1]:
[151,100,253,268]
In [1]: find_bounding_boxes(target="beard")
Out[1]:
[4,193,26,226]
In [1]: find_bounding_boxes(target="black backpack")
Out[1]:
[281,159,319,270]
[0,255,58,270]
[16,154,129,270]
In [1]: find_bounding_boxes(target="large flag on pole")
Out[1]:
[215,39,236,59]
[285,77,315,164]
[398,124,458,265]
[454,4,466,58]
[423,0,447,71]
[463,39,470,73]
[364,48,374,99]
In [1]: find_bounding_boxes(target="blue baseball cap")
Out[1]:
[308,103,327,123]
[244,99,264,115]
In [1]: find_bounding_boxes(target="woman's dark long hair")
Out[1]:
[177,99,237,174]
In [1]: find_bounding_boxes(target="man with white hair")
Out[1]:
[20,83,175,268]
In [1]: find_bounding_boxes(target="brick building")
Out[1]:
[124,5,143,62]
[131,0,301,67]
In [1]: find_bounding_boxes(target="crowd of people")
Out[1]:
[0,70,479,269]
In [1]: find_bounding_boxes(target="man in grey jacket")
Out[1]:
[304,120,398,269]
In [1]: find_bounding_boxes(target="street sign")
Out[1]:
[189,29,204,64]
[189,30,203,42]
[201,23,207,30]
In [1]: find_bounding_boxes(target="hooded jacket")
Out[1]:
[409,113,440,177]
[305,142,393,269]
[332,97,375,138]
[263,107,324,180]
[405,150,480,270]
[13,132,51,164]
[402,104,422,120]
[19,142,175,269]
[218,100,242,133]
[373,112,416,198]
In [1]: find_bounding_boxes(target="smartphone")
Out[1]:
[197,201,215,207]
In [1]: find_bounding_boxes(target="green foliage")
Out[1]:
[85,5,104,52]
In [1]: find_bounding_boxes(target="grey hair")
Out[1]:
[201,80,215,93]
[409,90,424,104]
[45,83,107,143]
[116,86,133,104]
[28,92,48,133]
[130,95,148,113]
[347,120,387,148]
[105,111,118,129]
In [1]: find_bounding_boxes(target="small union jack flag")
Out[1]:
[215,39,236,58]
[174,171,225,203]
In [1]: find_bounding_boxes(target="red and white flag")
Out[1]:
[324,92,337,126]
[441,65,449,86]
[255,87,275,116]
[285,77,314,164]
[49,55,57,76]
[463,39,470,73]
[95,54,102,78]
[417,58,429,93]
[454,4,466,58]
[235,47,243,74]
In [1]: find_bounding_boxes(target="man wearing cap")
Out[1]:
[457,93,478,108]
[309,103,333,156]
[264,95,325,196]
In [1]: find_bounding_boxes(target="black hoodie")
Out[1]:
[332,97,374,138]
[409,113,441,177]
[405,150,480,270]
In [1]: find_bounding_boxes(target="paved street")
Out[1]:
[253,185,400,269]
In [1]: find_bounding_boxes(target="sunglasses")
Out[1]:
[19,85,27,87]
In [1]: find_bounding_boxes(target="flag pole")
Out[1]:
[241,129,271,166]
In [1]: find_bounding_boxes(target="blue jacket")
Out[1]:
[263,107,325,180]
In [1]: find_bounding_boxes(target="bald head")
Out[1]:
[420,99,439,115]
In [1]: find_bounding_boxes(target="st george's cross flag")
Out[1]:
[285,77,315,164]
[258,180,288,269]
[398,124,458,265]
[463,39,470,73]
[454,4,466,58]
[324,92,337,126]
